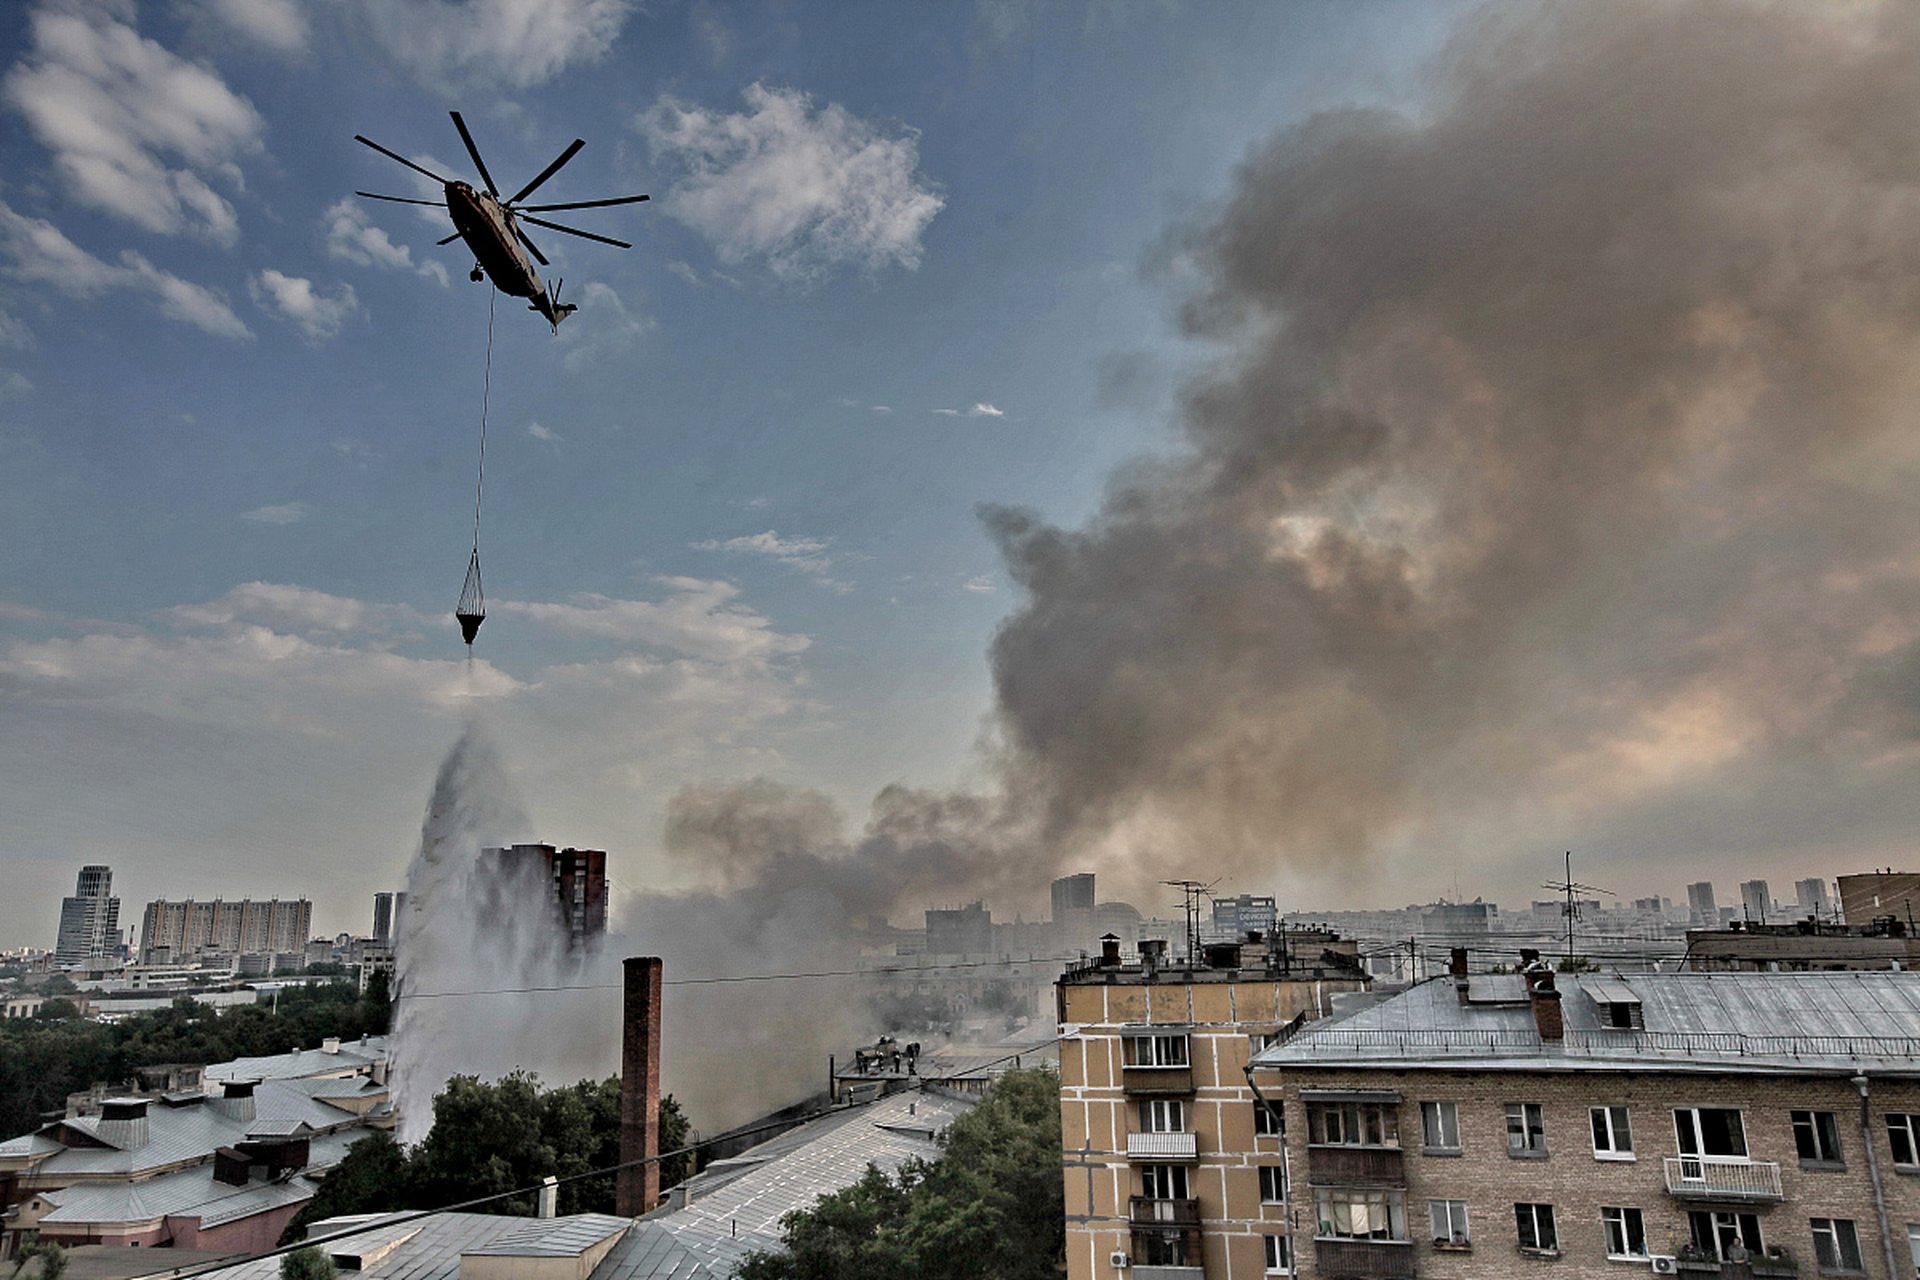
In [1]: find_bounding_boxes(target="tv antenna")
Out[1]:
[1162,880,1218,964]
[1542,850,1613,967]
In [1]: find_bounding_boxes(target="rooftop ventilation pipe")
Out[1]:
[96,1098,149,1149]
[210,1079,257,1122]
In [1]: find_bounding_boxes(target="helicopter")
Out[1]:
[354,112,648,331]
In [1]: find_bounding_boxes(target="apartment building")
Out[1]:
[139,898,312,964]
[1242,957,1920,1280]
[1057,934,1371,1280]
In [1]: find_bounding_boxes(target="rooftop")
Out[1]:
[205,1036,389,1082]
[1254,969,1920,1076]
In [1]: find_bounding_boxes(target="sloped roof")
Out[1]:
[35,1127,364,1228]
[205,1037,389,1083]
[465,1216,630,1258]
[1253,969,1920,1076]
[8,1076,389,1177]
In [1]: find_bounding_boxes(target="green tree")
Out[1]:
[279,1131,412,1244]
[737,1069,1064,1280]
[9,1241,66,1280]
[280,1246,337,1280]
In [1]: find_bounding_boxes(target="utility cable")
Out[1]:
[474,288,494,557]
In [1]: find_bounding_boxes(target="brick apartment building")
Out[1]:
[1240,957,1920,1280]
[1057,933,1372,1280]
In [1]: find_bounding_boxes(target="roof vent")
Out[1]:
[95,1098,149,1149]
[209,1079,257,1121]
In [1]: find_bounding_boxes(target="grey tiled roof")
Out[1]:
[35,1127,364,1228]
[1254,969,1920,1075]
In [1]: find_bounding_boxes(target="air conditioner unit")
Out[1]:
[1650,1256,1678,1275]
[1110,1251,1130,1269]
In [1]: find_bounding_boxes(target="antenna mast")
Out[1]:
[1542,850,1613,968]
[1162,880,1216,964]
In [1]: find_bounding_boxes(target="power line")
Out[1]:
[394,955,1088,1002]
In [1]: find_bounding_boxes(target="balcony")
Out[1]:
[1662,1157,1784,1202]
[1307,1145,1405,1186]
[1122,1064,1194,1095]
[1127,1131,1199,1161]
[1132,1270,1205,1280]
[1313,1238,1415,1279]
[1130,1197,1202,1227]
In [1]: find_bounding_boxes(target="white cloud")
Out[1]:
[240,501,309,525]
[0,201,251,338]
[692,528,838,576]
[963,575,995,594]
[933,403,1005,417]
[4,4,264,244]
[249,270,358,341]
[497,578,809,664]
[203,0,309,51]
[352,0,637,90]
[170,581,400,634]
[323,198,450,287]
[527,421,560,442]
[638,83,944,280]
[554,280,652,373]
[0,371,32,401]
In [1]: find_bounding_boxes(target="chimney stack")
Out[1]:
[617,956,663,1217]
[1527,968,1563,1041]
[1450,947,1470,1005]
[538,1176,558,1219]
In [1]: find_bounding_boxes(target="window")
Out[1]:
[1254,1099,1282,1136]
[1905,1223,1920,1278]
[1307,1101,1400,1147]
[1793,1111,1843,1165]
[1674,1108,1747,1159]
[1315,1188,1407,1241]
[1430,1199,1469,1244]
[1422,1101,1460,1151]
[1515,1203,1557,1253]
[1890,1115,1920,1167]
[1689,1211,1763,1261]
[1135,1229,1192,1268]
[1141,1100,1185,1133]
[1812,1219,1864,1273]
[1506,1103,1547,1156]
[1140,1163,1190,1201]
[1602,1207,1647,1258]
[1259,1165,1286,1204]
[1264,1233,1291,1275]
[1126,1034,1189,1067]
[1590,1106,1633,1159]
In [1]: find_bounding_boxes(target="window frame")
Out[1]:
[1429,1199,1470,1245]
[1125,1033,1190,1068]
[1421,1100,1461,1152]
[1139,1162,1190,1201]
[1259,1164,1286,1205]
[1890,1114,1920,1168]
[1602,1207,1648,1259]
[1254,1099,1282,1137]
[1793,1110,1844,1166]
[1590,1105,1634,1160]
[1812,1217,1865,1274]
[1314,1187,1408,1242]
[1263,1233,1291,1275]
[1674,1107,1748,1159]
[1141,1099,1186,1134]
[1515,1202,1558,1254]
[1307,1100,1401,1148]
[1505,1102,1547,1157]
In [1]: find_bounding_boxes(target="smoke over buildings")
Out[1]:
[406,0,1920,1129]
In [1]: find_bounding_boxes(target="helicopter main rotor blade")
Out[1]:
[513,224,551,266]
[356,191,448,208]
[449,112,499,196]
[355,136,454,186]
[517,194,649,212]
[519,214,632,249]
[506,139,585,206]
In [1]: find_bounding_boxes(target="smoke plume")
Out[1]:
[415,0,1920,1126]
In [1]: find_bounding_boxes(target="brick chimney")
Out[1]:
[1450,947,1470,1005]
[616,956,663,1217]
[1527,968,1563,1041]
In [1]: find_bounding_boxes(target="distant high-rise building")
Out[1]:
[372,892,396,946]
[488,845,606,947]
[1686,881,1718,926]
[1795,877,1833,919]
[139,898,312,964]
[54,865,120,969]
[1740,879,1771,924]
[1837,872,1920,927]
[925,902,993,955]
[1051,874,1096,949]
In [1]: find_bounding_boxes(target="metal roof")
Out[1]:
[35,1127,364,1228]
[465,1216,630,1258]
[1253,970,1920,1076]
[205,1037,389,1083]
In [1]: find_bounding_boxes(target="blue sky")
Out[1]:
[0,0,1466,941]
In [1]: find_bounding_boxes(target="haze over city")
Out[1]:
[6,0,1920,954]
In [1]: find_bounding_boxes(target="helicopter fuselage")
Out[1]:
[444,181,569,329]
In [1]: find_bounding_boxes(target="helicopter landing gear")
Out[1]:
[470,265,484,283]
